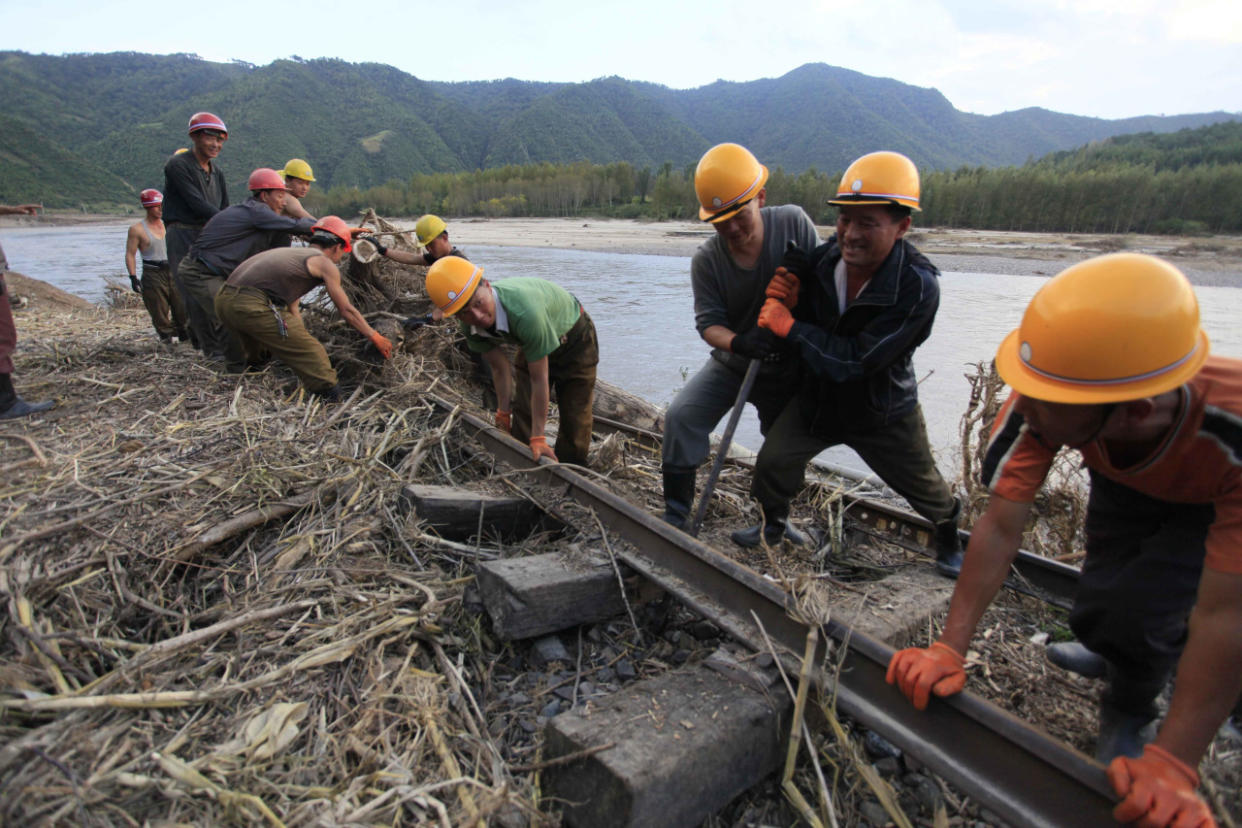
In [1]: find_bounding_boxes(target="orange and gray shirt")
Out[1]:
[982,356,1242,575]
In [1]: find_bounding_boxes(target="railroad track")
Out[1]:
[436,396,1116,828]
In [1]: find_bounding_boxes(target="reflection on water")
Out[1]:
[5,225,1241,477]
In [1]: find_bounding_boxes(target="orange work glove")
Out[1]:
[349,226,370,238]
[369,332,393,359]
[765,267,800,309]
[757,297,795,338]
[495,409,512,432]
[1107,744,1216,828]
[529,435,557,462]
[885,641,967,710]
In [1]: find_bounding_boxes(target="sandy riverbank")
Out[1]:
[6,212,1240,286]
[392,216,1242,287]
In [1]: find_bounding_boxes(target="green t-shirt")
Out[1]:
[461,277,581,362]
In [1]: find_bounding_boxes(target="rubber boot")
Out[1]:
[932,499,965,578]
[314,384,343,403]
[731,510,810,549]
[1096,703,1158,762]
[1046,641,1108,679]
[0,373,54,420]
[661,466,696,530]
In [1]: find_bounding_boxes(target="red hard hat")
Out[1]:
[139,189,163,207]
[311,216,352,252]
[187,112,228,136]
[248,168,289,193]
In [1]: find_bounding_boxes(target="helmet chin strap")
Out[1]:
[1076,402,1120,449]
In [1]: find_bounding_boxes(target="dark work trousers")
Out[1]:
[1072,471,1211,717]
[177,257,230,359]
[139,263,187,339]
[751,400,958,524]
[0,275,16,375]
[512,310,599,467]
[661,356,797,471]
[166,224,204,348]
[215,285,337,392]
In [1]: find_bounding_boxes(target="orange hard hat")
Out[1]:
[248,168,289,193]
[188,112,228,137]
[310,216,353,252]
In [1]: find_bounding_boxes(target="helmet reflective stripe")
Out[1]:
[834,189,919,207]
[710,170,764,213]
[1019,340,1203,388]
[436,266,482,313]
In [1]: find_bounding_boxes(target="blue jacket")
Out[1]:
[189,198,316,275]
[786,236,940,435]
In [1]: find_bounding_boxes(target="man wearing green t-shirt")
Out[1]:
[426,256,598,466]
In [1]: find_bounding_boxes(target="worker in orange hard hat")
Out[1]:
[124,188,188,343]
[175,168,334,364]
[164,112,230,351]
[888,253,1242,828]
[739,150,963,573]
[215,216,391,400]
[659,143,820,531]
[427,256,598,466]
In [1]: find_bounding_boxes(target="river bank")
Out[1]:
[5,213,1241,286]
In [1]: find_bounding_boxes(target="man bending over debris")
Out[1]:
[214,216,392,400]
[176,168,318,363]
[888,254,1242,827]
[427,256,598,466]
[0,203,55,419]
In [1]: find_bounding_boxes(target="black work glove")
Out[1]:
[129,274,142,294]
[359,235,387,256]
[781,240,813,280]
[730,326,780,361]
[402,314,433,330]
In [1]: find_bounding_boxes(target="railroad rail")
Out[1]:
[434,395,1116,828]
[595,412,1081,609]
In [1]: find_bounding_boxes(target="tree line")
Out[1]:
[306,124,1242,235]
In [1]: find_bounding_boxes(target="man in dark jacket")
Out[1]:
[163,112,229,350]
[739,151,964,576]
[176,168,316,362]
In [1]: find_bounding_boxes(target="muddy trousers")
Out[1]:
[751,401,957,524]
[215,285,338,392]
[139,263,187,339]
[512,310,598,467]
[167,224,203,348]
[661,356,795,473]
[178,257,231,359]
[1072,472,1211,718]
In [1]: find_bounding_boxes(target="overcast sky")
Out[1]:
[2,0,1239,119]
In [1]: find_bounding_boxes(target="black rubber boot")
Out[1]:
[932,499,965,578]
[661,466,696,530]
[0,373,54,420]
[314,385,344,403]
[1046,641,1108,679]
[731,514,810,548]
[1096,703,1157,762]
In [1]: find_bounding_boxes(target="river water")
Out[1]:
[5,223,1242,477]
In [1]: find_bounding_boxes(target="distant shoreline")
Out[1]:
[5,213,1240,287]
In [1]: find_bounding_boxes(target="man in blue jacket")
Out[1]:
[175,168,316,363]
[740,151,964,576]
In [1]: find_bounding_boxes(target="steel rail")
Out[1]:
[431,396,1116,828]
[595,410,1081,609]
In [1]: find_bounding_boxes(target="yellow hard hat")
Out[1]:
[426,256,483,317]
[415,214,448,247]
[994,253,1209,404]
[694,143,769,223]
[282,158,315,182]
[828,151,921,211]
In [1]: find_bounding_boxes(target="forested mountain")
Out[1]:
[0,51,1236,208]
